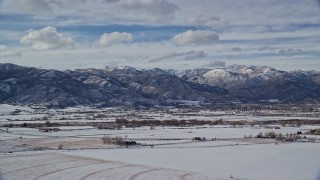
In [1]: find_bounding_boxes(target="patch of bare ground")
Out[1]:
[12,137,115,150]
[230,138,277,144]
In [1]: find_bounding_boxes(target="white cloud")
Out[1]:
[171,30,219,46]
[99,32,134,46]
[202,60,226,68]
[187,15,228,29]
[20,26,75,50]
[149,50,206,63]
[0,45,21,58]
[0,1,319,71]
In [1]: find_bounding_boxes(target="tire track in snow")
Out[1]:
[180,173,210,180]
[31,161,108,180]
[129,168,162,180]
[0,159,80,175]
[58,153,112,163]
[0,153,73,174]
[79,165,134,180]
[180,173,191,180]
[0,152,55,159]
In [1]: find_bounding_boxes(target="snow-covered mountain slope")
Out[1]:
[173,65,320,102]
[0,63,319,108]
[0,63,228,108]
[175,65,284,88]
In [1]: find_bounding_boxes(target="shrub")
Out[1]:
[101,135,125,145]
[265,131,276,138]
[45,120,51,127]
[113,136,124,145]
[257,132,263,138]
[101,135,112,144]
[276,133,284,141]
[58,144,63,150]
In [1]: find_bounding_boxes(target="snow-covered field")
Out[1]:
[65,143,320,180]
[1,104,320,126]
[5,125,319,140]
[1,140,319,180]
[0,152,209,180]
[0,104,320,180]
[1,124,320,180]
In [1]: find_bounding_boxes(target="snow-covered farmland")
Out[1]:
[1,124,320,179]
[0,104,320,180]
[0,152,208,180]
[1,104,320,127]
[65,143,320,180]
[4,125,319,140]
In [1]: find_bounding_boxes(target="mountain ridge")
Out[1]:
[0,63,319,108]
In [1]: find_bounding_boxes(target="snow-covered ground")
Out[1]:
[1,104,319,126]
[0,104,320,180]
[65,143,320,180]
[5,125,318,141]
[1,141,319,180]
[0,104,34,115]
[0,152,209,180]
[1,124,320,179]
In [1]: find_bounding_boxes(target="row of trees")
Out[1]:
[245,132,294,140]
[253,131,304,141]
[101,135,123,145]
[101,135,137,146]
[114,118,224,128]
[308,128,320,135]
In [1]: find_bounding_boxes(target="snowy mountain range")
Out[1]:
[1,63,320,108]
[175,65,320,103]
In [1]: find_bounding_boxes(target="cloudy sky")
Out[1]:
[0,0,319,70]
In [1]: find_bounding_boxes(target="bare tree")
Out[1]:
[101,135,112,144]
[113,136,124,145]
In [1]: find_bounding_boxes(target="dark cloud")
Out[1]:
[202,60,226,68]
[278,48,302,53]
[149,50,206,63]
[278,48,302,57]
[184,51,207,60]
[3,0,54,14]
[119,0,179,22]
[231,47,242,52]
[103,0,120,3]
[187,15,228,29]
[259,46,274,51]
